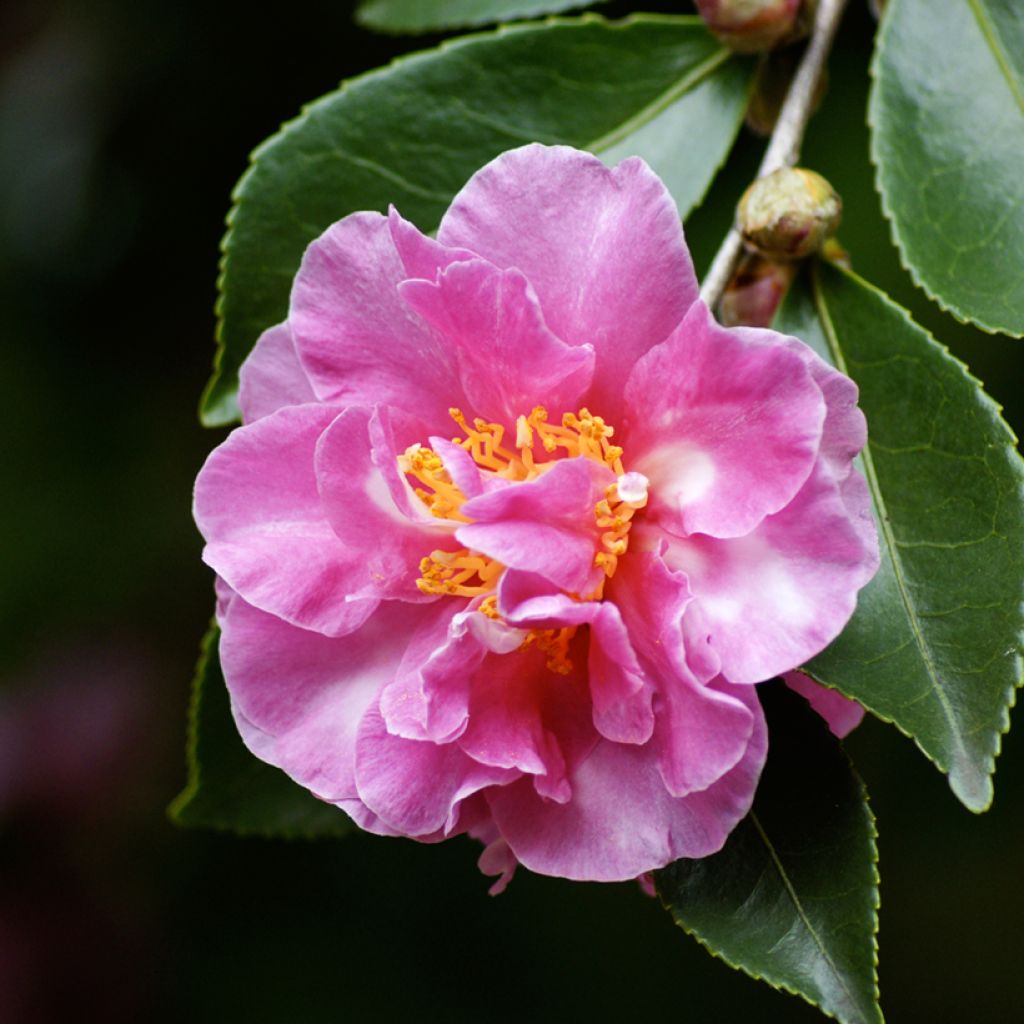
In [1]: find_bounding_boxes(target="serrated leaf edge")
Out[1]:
[804,261,1024,812]
[168,621,353,841]
[166,618,218,824]
[866,0,1024,339]
[355,0,609,36]
[199,12,737,426]
[656,764,882,1024]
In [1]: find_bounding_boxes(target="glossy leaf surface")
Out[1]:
[870,0,1024,336]
[356,0,607,33]
[776,262,1024,811]
[203,15,751,425]
[657,683,881,1024]
[170,625,354,837]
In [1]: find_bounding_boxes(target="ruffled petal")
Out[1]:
[399,259,594,425]
[195,405,378,636]
[586,603,655,745]
[495,573,654,746]
[625,301,825,539]
[378,602,479,744]
[612,547,751,795]
[667,461,880,684]
[289,211,463,429]
[430,437,486,499]
[354,704,517,837]
[457,646,578,803]
[238,322,316,423]
[478,836,518,896]
[438,144,698,416]
[462,798,520,895]
[457,457,610,593]
[739,325,868,482]
[219,593,417,806]
[784,671,866,739]
[387,205,475,281]
[486,694,767,882]
[315,404,454,601]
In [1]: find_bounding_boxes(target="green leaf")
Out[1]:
[775,261,1024,812]
[202,15,752,425]
[356,0,607,34]
[869,0,1024,337]
[169,624,354,837]
[656,682,881,1024]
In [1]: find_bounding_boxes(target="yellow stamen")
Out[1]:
[400,406,647,672]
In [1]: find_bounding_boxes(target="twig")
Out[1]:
[699,0,850,309]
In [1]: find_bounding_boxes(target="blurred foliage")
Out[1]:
[1,1,1021,1022]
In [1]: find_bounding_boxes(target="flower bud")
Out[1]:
[718,251,797,328]
[738,167,842,260]
[695,0,802,53]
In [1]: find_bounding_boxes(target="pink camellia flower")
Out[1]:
[194,144,878,890]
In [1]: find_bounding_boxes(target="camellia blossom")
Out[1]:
[194,144,879,890]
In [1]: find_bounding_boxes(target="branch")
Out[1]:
[699,0,850,309]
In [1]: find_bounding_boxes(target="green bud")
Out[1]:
[695,0,802,54]
[738,167,842,260]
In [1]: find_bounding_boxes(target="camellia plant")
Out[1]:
[172,2,1024,1021]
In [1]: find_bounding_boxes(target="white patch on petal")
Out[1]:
[367,466,455,533]
[705,534,812,630]
[757,555,811,627]
[465,610,527,655]
[365,469,413,526]
[636,443,715,510]
[701,594,742,623]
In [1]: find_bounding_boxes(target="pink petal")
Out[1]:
[429,437,486,499]
[609,545,700,681]
[486,696,767,882]
[378,602,478,744]
[315,404,454,601]
[354,704,517,837]
[195,405,378,636]
[494,573,654,746]
[399,260,594,425]
[478,836,518,896]
[496,568,597,628]
[745,326,868,483]
[438,144,698,416]
[387,205,475,281]
[612,548,751,795]
[668,461,880,684]
[586,603,655,745]
[238,322,316,423]
[219,593,418,806]
[784,671,866,739]
[652,675,755,798]
[463,802,520,895]
[497,573,655,749]
[457,646,577,803]
[457,458,611,593]
[289,211,464,429]
[625,300,825,539]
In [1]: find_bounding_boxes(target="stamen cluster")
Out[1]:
[399,405,648,673]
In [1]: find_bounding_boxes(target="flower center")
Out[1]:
[399,407,648,673]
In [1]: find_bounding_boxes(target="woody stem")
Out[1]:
[699,0,850,311]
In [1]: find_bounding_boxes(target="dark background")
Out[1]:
[1,1,1021,1021]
